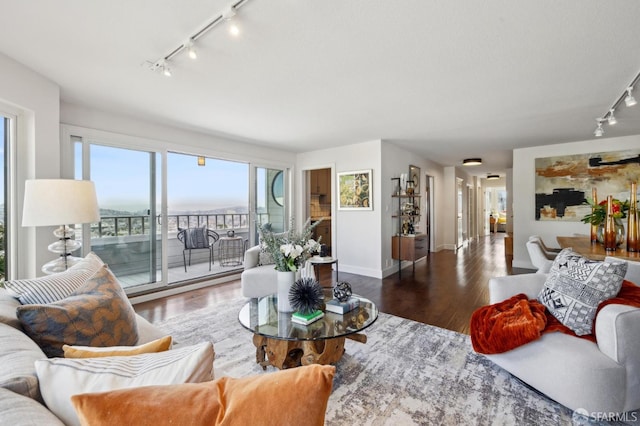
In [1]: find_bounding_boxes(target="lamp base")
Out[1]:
[41,255,83,275]
[42,225,83,275]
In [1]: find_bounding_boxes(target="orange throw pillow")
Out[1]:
[63,335,172,358]
[71,364,335,426]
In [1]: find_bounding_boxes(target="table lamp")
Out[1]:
[22,179,100,274]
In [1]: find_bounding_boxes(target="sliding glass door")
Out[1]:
[166,153,248,283]
[252,167,287,244]
[74,140,161,292]
[68,127,291,294]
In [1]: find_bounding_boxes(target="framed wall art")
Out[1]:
[535,149,640,221]
[338,169,372,210]
[409,165,420,193]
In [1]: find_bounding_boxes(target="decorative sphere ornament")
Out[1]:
[289,277,323,315]
[333,281,352,302]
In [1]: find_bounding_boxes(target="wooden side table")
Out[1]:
[218,236,244,266]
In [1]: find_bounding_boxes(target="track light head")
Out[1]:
[594,119,604,137]
[607,109,617,125]
[185,40,197,60]
[222,6,240,36]
[625,87,637,107]
[222,6,236,20]
[161,61,172,77]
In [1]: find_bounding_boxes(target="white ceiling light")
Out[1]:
[222,6,240,37]
[145,0,250,76]
[594,119,604,137]
[607,109,617,125]
[487,174,500,180]
[626,87,638,107]
[185,40,197,60]
[161,61,172,77]
[462,158,482,166]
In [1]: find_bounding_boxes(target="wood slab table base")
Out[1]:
[253,334,366,370]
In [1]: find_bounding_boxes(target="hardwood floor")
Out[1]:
[135,233,531,335]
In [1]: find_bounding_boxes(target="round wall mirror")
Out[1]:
[272,171,284,206]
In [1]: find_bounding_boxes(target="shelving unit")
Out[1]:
[390,177,426,277]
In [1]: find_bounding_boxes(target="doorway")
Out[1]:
[306,168,332,256]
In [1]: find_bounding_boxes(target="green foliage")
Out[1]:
[581,198,629,226]
[259,218,321,272]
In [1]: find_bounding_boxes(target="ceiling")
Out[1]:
[1,1,640,177]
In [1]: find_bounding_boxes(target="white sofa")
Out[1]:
[486,259,640,414]
[241,245,277,298]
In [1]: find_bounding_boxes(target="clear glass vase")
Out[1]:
[597,218,625,248]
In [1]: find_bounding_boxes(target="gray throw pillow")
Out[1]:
[538,248,627,336]
[184,226,209,249]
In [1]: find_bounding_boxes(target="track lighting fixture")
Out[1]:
[625,87,637,107]
[145,0,250,76]
[594,119,604,137]
[594,72,639,137]
[463,158,482,166]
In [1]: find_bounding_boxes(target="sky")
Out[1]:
[75,144,252,213]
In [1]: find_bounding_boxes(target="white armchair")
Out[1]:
[240,245,277,298]
[486,266,640,414]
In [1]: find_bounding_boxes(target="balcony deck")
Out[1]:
[118,259,244,289]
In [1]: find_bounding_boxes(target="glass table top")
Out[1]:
[238,293,378,341]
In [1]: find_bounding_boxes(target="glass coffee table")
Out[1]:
[238,293,378,370]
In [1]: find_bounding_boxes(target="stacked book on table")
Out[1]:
[291,309,324,325]
[325,297,360,314]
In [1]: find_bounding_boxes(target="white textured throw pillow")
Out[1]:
[35,341,215,426]
[4,252,104,304]
[538,248,627,335]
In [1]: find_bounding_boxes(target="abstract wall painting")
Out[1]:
[535,149,640,221]
[338,170,372,210]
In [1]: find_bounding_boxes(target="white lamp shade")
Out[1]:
[22,179,100,226]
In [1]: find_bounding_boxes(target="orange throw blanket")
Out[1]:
[470,294,546,354]
[471,280,640,354]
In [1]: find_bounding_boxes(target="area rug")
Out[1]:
[154,298,628,425]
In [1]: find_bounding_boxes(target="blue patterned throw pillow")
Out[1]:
[17,265,139,357]
[538,248,627,335]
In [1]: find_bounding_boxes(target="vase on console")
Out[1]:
[590,187,598,244]
[596,219,625,248]
[603,195,622,251]
[627,182,639,252]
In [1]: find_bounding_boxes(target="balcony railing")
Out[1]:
[90,213,270,238]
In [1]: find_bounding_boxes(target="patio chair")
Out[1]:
[177,227,220,272]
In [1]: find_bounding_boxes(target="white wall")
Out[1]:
[512,134,640,269]
[61,103,294,167]
[296,140,382,278]
[0,52,61,278]
[296,140,446,278]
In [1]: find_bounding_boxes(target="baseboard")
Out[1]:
[339,264,383,279]
[129,272,241,305]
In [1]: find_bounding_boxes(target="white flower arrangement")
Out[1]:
[260,218,322,272]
